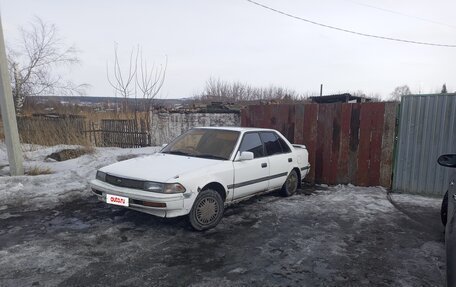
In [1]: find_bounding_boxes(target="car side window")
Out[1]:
[278,136,291,153]
[239,133,265,158]
[260,132,283,156]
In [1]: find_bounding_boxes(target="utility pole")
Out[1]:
[0,14,24,175]
[320,84,323,97]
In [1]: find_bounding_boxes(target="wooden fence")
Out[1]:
[96,119,150,148]
[241,102,399,188]
[17,115,150,148]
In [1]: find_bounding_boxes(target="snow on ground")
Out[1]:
[0,143,161,211]
[0,142,443,215]
[390,192,442,208]
[0,181,446,286]
[0,144,447,286]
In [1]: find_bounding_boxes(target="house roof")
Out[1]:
[309,93,372,104]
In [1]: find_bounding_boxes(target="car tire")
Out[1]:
[188,189,224,231]
[281,169,298,197]
[441,190,449,226]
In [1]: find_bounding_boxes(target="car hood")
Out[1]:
[99,153,223,182]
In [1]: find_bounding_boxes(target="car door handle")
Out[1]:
[261,163,267,168]
[288,158,292,162]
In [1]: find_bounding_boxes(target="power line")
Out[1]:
[343,0,456,30]
[245,0,456,48]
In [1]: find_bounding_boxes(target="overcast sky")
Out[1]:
[1,0,455,100]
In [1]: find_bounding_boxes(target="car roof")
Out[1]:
[192,126,276,133]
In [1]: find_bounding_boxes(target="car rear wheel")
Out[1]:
[441,190,449,226]
[189,189,224,231]
[281,169,298,197]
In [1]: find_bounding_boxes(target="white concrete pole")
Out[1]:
[0,14,24,175]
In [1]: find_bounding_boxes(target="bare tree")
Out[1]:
[7,17,88,113]
[194,78,305,104]
[136,49,167,115]
[390,85,412,101]
[106,44,167,119]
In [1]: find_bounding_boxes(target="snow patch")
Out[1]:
[0,143,161,211]
[390,193,441,209]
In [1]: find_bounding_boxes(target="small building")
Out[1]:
[310,93,372,104]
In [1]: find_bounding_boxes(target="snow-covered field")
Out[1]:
[0,143,161,211]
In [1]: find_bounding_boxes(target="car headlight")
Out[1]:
[143,182,186,194]
[143,182,163,192]
[163,183,186,194]
[96,171,106,181]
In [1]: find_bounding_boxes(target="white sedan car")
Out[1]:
[90,127,310,230]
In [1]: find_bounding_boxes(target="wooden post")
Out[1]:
[0,14,23,175]
[92,122,98,147]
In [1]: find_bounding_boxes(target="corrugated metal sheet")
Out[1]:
[393,94,456,195]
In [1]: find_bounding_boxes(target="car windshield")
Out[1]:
[161,129,240,160]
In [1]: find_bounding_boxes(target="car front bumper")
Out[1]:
[90,179,190,218]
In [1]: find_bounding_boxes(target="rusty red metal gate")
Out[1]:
[241,102,398,188]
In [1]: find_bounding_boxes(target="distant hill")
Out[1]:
[22,95,242,114]
[26,96,189,107]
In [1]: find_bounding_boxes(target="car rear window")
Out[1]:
[278,136,291,153]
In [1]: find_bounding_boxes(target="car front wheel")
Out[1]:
[441,190,449,226]
[281,169,298,197]
[189,189,224,231]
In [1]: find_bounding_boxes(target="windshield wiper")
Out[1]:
[164,150,191,156]
[195,154,226,160]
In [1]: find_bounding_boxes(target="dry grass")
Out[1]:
[18,115,90,146]
[27,165,54,176]
[80,144,95,154]
[1,107,151,147]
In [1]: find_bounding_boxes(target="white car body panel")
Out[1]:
[232,155,269,200]
[267,153,292,190]
[99,153,222,183]
[90,127,310,218]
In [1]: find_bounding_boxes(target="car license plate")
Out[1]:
[106,194,129,207]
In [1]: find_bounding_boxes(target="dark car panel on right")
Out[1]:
[437,154,456,286]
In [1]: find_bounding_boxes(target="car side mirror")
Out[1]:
[238,151,254,161]
[438,154,456,168]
